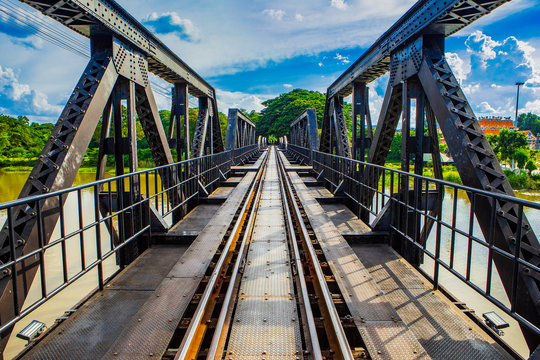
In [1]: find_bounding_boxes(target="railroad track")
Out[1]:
[163,146,370,359]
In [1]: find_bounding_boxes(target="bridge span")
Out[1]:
[0,0,539,358]
[11,147,516,359]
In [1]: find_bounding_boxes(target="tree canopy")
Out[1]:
[518,113,540,135]
[255,89,352,138]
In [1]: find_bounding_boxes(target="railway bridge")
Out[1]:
[0,0,539,359]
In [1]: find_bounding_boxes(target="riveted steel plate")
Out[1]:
[21,246,188,360]
[227,148,301,358]
[288,170,428,358]
[354,244,512,359]
[227,298,301,359]
[246,240,289,265]
[103,276,200,359]
[357,322,428,360]
[240,263,293,298]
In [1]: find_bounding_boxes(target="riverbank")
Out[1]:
[383,162,540,191]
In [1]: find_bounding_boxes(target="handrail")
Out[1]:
[286,144,540,340]
[0,149,238,337]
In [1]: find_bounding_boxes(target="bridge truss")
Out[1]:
[317,0,540,351]
[0,0,242,352]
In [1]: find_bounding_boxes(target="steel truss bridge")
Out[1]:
[0,0,538,359]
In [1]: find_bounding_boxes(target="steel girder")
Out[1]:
[225,109,256,151]
[0,52,119,351]
[289,109,319,151]
[191,97,224,158]
[320,96,351,157]
[352,83,373,161]
[167,83,190,161]
[418,49,540,349]
[327,0,511,98]
[20,0,215,98]
[358,32,539,348]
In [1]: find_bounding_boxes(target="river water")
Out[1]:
[0,171,538,358]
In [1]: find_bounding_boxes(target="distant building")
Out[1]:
[476,116,537,149]
[477,116,515,131]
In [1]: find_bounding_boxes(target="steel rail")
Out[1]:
[206,151,268,358]
[276,150,323,359]
[276,150,354,360]
[175,149,269,359]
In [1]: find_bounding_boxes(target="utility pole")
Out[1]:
[515,82,524,127]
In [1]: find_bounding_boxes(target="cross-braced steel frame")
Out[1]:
[317,0,539,351]
[289,109,319,152]
[0,0,226,352]
[225,109,257,152]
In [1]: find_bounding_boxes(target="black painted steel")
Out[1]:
[225,109,257,156]
[0,151,233,345]
[288,145,540,349]
[289,109,319,158]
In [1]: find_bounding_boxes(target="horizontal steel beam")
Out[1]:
[327,0,510,98]
[21,0,215,98]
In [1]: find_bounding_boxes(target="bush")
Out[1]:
[443,171,462,184]
[504,170,538,190]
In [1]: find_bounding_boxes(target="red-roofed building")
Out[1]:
[477,116,515,131]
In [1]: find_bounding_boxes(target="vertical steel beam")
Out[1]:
[168,83,190,161]
[418,46,540,349]
[0,53,119,353]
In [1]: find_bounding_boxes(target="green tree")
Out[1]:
[517,113,540,135]
[487,128,529,166]
[525,160,537,174]
[255,89,353,139]
[514,148,530,169]
[387,132,402,162]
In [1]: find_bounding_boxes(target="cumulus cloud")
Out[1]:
[143,12,200,42]
[216,89,273,113]
[0,65,62,117]
[446,52,470,83]
[283,84,293,88]
[295,13,304,22]
[262,9,285,21]
[523,99,540,114]
[334,53,350,64]
[331,0,348,10]
[447,30,540,118]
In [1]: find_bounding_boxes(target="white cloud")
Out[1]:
[262,9,285,21]
[334,53,350,64]
[523,99,540,114]
[446,52,470,83]
[331,0,348,10]
[295,13,304,22]
[216,89,273,113]
[283,84,293,88]
[0,65,62,117]
[144,12,200,42]
[318,62,323,67]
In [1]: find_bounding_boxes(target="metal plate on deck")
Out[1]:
[227,295,301,359]
[357,322,428,360]
[354,244,513,359]
[103,277,200,359]
[240,263,293,298]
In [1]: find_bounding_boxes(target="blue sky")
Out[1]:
[0,0,539,125]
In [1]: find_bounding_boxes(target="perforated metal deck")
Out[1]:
[226,148,302,359]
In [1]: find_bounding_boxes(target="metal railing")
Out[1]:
[0,149,237,337]
[286,144,540,339]
[232,144,260,165]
